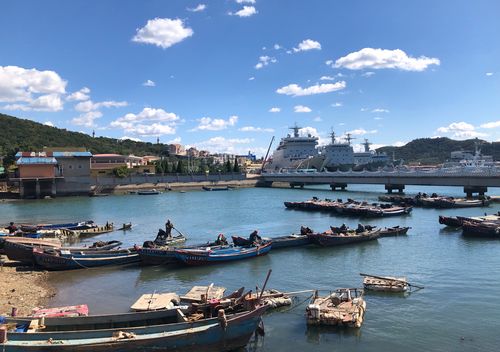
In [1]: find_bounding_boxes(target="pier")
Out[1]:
[259,168,500,196]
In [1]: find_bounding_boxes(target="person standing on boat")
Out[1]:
[215,233,228,245]
[165,220,174,239]
[6,222,17,234]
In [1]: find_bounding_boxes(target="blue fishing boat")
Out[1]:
[137,189,160,195]
[174,242,272,265]
[32,247,140,270]
[1,304,268,351]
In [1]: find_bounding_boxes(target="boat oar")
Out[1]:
[360,273,424,290]
[172,226,187,239]
[259,269,272,300]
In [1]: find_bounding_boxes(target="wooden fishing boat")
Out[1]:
[439,214,500,227]
[174,242,272,265]
[307,229,381,246]
[462,221,500,238]
[361,274,408,292]
[379,226,411,237]
[137,189,160,195]
[136,246,178,265]
[118,222,132,231]
[306,288,366,328]
[365,206,412,217]
[2,237,62,263]
[434,198,490,208]
[269,234,311,249]
[31,305,89,318]
[32,247,140,270]
[59,223,114,239]
[1,304,268,351]
[19,221,96,232]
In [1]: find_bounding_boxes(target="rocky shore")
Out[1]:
[0,259,56,316]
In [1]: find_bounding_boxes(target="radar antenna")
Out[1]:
[362,138,372,152]
[289,123,301,138]
[345,133,356,145]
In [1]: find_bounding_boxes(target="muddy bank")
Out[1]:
[0,259,56,316]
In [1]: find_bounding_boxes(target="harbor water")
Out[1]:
[2,185,500,351]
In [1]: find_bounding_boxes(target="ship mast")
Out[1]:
[345,133,355,145]
[330,130,336,144]
[290,124,301,138]
[362,138,372,152]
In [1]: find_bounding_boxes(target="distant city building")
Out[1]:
[142,155,161,164]
[186,147,200,158]
[91,154,154,176]
[168,144,186,156]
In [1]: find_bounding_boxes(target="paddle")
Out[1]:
[360,273,425,290]
[172,226,187,239]
[259,269,273,300]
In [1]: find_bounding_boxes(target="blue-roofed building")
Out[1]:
[13,148,93,198]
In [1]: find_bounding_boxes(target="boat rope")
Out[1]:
[271,293,314,313]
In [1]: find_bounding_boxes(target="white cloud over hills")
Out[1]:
[192,115,238,131]
[111,107,180,136]
[0,65,66,111]
[132,18,193,49]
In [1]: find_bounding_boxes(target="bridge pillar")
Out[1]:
[385,184,405,194]
[290,182,304,189]
[330,183,347,191]
[464,186,487,198]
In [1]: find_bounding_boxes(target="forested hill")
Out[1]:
[0,113,168,165]
[377,137,500,164]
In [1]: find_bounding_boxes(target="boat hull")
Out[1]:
[137,247,178,265]
[2,306,267,352]
[33,248,140,270]
[271,235,311,249]
[308,231,380,246]
[379,226,410,237]
[3,239,61,263]
[175,242,272,265]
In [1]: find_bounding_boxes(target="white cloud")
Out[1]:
[193,115,238,131]
[119,136,142,142]
[276,81,346,97]
[480,121,500,129]
[437,121,488,139]
[371,108,389,113]
[362,71,375,77]
[255,56,277,69]
[331,102,343,107]
[293,39,321,53]
[142,79,156,87]
[75,100,128,113]
[274,44,282,50]
[325,60,334,66]
[67,87,90,101]
[44,121,54,127]
[392,141,406,147]
[168,137,182,144]
[345,128,378,136]
[486,72,494,76]
[313,116,322,122]
[230,6,257,17]
[335,48,440,71]
[0,65,67,111]
[239,126,274,132]
[187,4,206,12]
[320,76,335,81]
[248,76,255,81]
[110,107,180,136]
[193,136,253,154]
[294,105,312,113]
[269,107,281,113]
[72,111,103,127]
[374,117,383,120]
[236,0,255,3]
[132,18,193,49]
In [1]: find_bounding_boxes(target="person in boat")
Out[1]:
[340,223,348,232]
[249,230,262,244]
[6,221,17,234]
[300,226,313,235]
[215,233,228,246]
[165,220,174,239]
[356,223,366,233]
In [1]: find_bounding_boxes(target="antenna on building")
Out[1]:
[92,130,95,138]
[157,137,160,145]
[362,138,372,152]
[330,129,336,144]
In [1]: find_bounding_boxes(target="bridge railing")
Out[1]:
[263,167,500,178]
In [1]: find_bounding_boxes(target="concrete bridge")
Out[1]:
[259,168,500,196]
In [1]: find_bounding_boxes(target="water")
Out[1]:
[2,185,500,351]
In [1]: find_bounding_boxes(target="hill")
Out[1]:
[0,113,168,166]
[376,137,500,164]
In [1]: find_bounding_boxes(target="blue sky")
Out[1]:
[1,0,499,155]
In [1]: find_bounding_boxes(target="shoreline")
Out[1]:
[0,260,56,316]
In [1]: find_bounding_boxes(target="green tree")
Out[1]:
[113,166,130,178]
[176,160,183,173]
[233,157,240,172]
[225,159,232,172]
